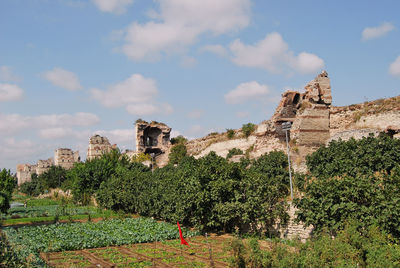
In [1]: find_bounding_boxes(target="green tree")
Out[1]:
[40,166,67,189]
[170,135,187,145]
[0,169,16,213]
[65,149,130,204]
[0,169,16,198]
[168,143,187,165]
[296,134,400,238]
[306,133,400,178]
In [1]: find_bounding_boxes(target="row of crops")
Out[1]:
[1,205,99,220]
[2,217,198,266]
[0,197,119,226]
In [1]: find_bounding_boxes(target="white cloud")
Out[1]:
[362,22,395,41]
[43,67,83,91]
[0,138,37,160]
[0,112,99,136]
[38,128,91,140]
[33,113,100,128]
[288,52,325,74]
[0,114,30,135]
[91,74,173,116]
[0,83,23,102]
[389,56,400,77]
[170,129,181,138]
[91,74,158,108]
[230,32,325,74]
[126,103,160,116]
[94,129,133,145]
[120,0,251,61]
[126,103,173,116]
[92,0,134,15]
[199,45,228,57]
[225,81,270,104]
[0,66,21,82]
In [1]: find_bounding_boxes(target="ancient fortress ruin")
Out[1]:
[16,70,400,188]
[186,71,399,173]
[86,135,115,161]
[17,148,80,185]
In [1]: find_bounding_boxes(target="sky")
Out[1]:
[1,0,399,172]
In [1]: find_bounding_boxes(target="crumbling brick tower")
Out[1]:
[135,120,171,165]
[86,135,114,160]
[273,70,332,146]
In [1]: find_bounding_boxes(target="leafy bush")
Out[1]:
[170,135,187,145]
[168,143,187,165]
[306,133,400,178]
[242,123,256,138]
[130,152,151,163]
[64,149,131,204]
[97,151,290,233]
[39,166,67,189]
[297,134,400,238]
[226,129,235,139]
[0,232,25,268]
[226,148,243,159]
[19,181,36,197]
[0,169,16,213]
[229,222,400,267]
[19,173,46,197]
[0,169,16,199]
[0,192,10,214]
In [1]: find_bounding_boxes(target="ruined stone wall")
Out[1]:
[36,158,53,175]
[272,202,313,242]
[54,148,80,169]
[86,135,113,160]
[329,96,400,141]
[275,71,332,147]
[186,71,332,160]
[291,105,330,146]
[16,164,36,185]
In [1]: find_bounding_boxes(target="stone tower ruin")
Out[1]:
[86,135,115,160]
[135,120,171,156]
[54,148,80,169]
[272,71,332,146]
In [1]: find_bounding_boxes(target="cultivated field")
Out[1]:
[41,235,234,267]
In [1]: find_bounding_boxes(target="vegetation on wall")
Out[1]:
[242,123,256,138]
[226,148,244,159]
[226,129,235,139]
[170,135,187,145]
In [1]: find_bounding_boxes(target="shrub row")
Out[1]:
[95,151,291,233]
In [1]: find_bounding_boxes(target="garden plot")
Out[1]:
[42,235,234,267]
[3,218,198,266]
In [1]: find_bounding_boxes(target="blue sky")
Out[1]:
[0,0,399,172]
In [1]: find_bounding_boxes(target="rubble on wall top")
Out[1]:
[89,134,111,144]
